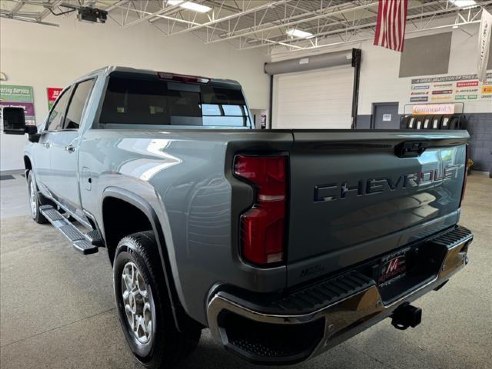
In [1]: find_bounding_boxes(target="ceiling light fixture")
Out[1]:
[179,1,211,13]
[286,28,313,39]
[448,0,477,8]
[167,0,211,13]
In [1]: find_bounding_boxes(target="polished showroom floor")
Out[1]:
[1,173,491,369]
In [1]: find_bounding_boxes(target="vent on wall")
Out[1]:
[399,33,452,78]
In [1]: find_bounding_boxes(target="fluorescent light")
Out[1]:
[449,0,477,8]
[286,28,313,39]
[167,0,211,13]
[179,1,211,13]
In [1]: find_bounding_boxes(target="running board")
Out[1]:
[39,205,99,255]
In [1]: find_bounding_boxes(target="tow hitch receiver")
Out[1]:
[391,303,422,330]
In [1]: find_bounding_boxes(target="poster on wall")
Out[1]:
[0,84,36,131]
[409,72,492,103]
[47,87,63,110]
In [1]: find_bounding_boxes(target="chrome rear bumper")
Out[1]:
[207,226,473,365]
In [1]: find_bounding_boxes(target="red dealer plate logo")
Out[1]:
[378,254,407,285]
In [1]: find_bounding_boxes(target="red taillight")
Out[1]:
[234,155,287,266]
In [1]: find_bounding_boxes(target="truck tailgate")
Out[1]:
[287,130,468,283]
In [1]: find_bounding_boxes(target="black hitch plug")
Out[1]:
[391,303,422,330]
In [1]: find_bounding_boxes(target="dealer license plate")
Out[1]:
[378,251,408,285]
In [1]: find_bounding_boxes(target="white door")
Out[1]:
[272,65,354,129]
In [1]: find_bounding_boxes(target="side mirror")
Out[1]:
[25,125,38,135]
[2,107,27,135]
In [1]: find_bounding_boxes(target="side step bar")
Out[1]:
[39,205,99,255]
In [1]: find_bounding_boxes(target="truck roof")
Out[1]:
[77,66,241,88]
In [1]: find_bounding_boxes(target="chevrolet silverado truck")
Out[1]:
[3,66,473,368]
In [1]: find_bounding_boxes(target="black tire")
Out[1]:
[113,231,201,369]
[27,171,48,224]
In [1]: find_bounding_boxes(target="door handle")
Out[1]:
[65,145,76,153]
[394,141,429,158]
[44,142,51,149]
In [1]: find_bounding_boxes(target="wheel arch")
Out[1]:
[24,155,32,173]
[101,187,192,332]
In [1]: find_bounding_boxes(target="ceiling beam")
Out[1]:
[241,2,491,51]
[117,2,184,28]
[164,0,292,36]
[105,0,129,11]
[268,19,482,55]
[8,1,25,15]
[206,1,377,44]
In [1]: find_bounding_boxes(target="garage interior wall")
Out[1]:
[270,23,491,171]
[0,15,269,171]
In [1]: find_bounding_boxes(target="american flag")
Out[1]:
[373,0,409,52]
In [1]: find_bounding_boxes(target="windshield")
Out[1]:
[99,73,251,128]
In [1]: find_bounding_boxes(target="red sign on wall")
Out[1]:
[456,81,479,88]
[47,87,63,109]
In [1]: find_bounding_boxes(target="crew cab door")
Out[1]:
[48,79,96,214]
[33,86,73,193]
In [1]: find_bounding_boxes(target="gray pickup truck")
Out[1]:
[3,66,473,368]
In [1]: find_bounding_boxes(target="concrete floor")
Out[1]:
[1,174,491,369]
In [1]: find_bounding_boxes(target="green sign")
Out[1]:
[455,95,466,100]
[0,85,34,102]
[467,95,478,100]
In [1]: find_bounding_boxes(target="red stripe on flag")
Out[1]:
[392,0,398,50]
[400,0,408,51]
[396,1,402,50]
[382,0,389,47]
[374,0,383,45]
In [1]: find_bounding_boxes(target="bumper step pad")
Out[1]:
[428,225,473,248]
[39,205,99,255]
[267,271,374,315]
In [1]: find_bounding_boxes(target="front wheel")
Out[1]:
[113,231,201,369]
[27,171,48,224]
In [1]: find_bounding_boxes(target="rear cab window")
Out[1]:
[99,72,251,128]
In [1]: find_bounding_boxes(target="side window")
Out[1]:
[46,87,72,131]
[64,79,96,130]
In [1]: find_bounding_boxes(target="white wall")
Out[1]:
[271,23,492,116]
[0,15,269,171]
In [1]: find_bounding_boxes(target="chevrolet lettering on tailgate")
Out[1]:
[314,165,461,202]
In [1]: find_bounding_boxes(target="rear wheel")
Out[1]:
[113,231,201,369]
[27,171,48,224]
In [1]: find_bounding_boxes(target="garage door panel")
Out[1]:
[273,66,354,129]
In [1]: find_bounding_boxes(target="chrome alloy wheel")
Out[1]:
[29,177,37,218]
[121,261,155,345]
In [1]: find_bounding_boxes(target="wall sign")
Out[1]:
[382,113,392,121]
[47,87,63,110]
[0,85,36,129]
[412,103,455,115]
[409,73,492,103]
